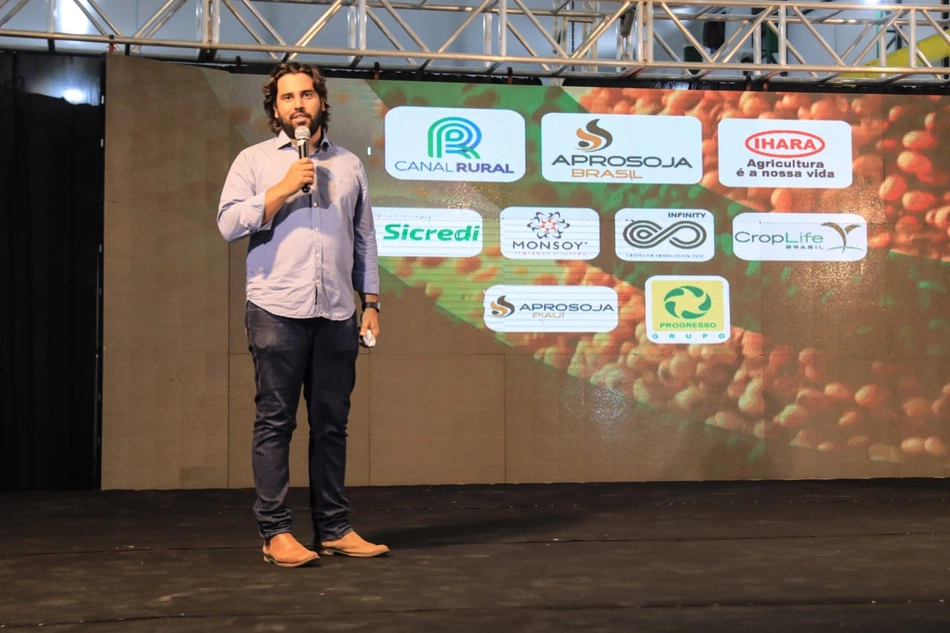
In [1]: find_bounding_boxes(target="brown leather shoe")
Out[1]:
[262,533,320,568]
[320,531,390,558]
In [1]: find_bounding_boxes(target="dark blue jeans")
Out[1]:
[245,301,359,543]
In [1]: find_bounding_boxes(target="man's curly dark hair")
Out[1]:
[262,62,331,135]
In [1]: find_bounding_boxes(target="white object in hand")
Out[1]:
[361,331,376,348]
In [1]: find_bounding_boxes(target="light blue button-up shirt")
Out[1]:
[217,131,379,320]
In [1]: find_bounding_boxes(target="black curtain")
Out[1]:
[0,52,103,490]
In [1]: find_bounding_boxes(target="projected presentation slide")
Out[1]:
[227,76,950,476]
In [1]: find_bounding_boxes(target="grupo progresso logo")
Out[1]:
[645,276,731,344]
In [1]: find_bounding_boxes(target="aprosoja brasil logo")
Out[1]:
[575,119,613,152]
[527,211,571,239]
[663,286,712,319]
[624,220,706,249]
[428,117,482,159]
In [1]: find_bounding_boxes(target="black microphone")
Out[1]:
[294,126,311,194]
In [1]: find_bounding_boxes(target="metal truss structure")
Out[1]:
[3,1,950,85]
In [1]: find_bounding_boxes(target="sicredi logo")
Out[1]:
[645,276,731,344]
[385,106,526,182]
[732,212,867,261]
[500,207,600,260]
[483,285,618,333]
[541,113,702,184]
[373,207,483,258]
[718,119,852,189]
[615,208,715,262]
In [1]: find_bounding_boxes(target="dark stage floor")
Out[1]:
[1,480,949,632]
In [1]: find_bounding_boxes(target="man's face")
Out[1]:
[273,72,326,139]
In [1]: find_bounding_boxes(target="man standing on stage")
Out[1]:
[217,62,388,567]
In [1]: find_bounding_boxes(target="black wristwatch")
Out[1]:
[362,301,381,313]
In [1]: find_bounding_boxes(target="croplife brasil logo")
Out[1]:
[483,285,618,333]
[731,213,867,261]
[373,207,483,258]
[645,276,731,344]
[718,119,852,189]
[500,207,600,260]
[541,113,702,184]
[385,106,526,182]
[615,209,714,262]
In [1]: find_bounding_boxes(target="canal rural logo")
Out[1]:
[428,117,482,159]
[575,119,613,152]
[744,129,825,158]
[384,106,526,182]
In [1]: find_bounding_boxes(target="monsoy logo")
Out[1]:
[500,207,600,260]
[385,106,526,182]
[732,213,867,261]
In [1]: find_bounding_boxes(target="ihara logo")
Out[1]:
[663,285,712,319]
[575,119,613,152]
[428,117,481,159]
[745,130,825,158]
[489,295,515,318]
[821,221,863,252]
[527,211,570,239]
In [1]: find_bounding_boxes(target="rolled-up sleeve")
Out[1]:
[217,150,270,242]
[351,164,379,294]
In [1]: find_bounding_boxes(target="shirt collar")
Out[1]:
[275,129,333,152]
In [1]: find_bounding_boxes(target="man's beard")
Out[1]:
[280,110,326,140]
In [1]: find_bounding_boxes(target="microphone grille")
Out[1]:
[294,126,310,141]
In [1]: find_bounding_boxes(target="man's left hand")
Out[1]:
[360,308,380,341]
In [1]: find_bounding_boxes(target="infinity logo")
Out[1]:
[489,295,515,317]
[428,117,482,159]
[623,220,707,249]
[575,119,613,152]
